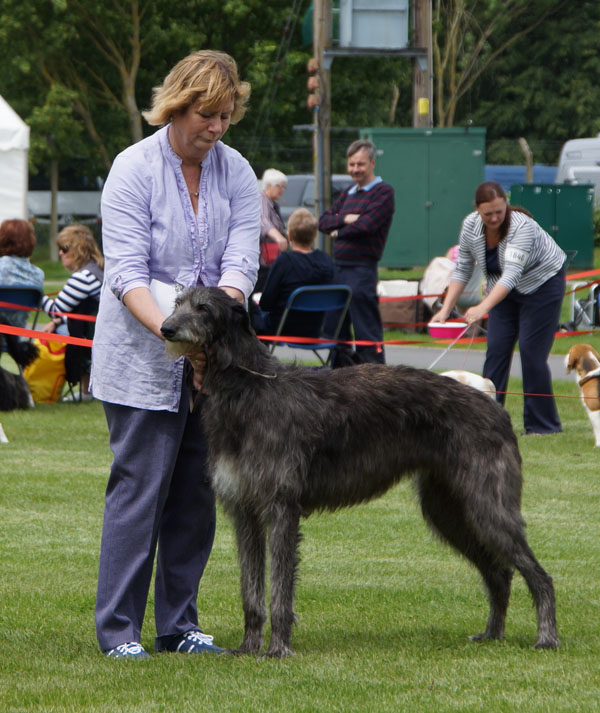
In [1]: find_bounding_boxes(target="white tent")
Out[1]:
[0,95,29,223]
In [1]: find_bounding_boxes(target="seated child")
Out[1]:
[252,208,334,336]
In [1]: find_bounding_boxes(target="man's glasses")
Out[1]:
[58,245,68,254]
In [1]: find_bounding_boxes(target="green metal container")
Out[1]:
[509,183,594,268]
[360,127,486,268]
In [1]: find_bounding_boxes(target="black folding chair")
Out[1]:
[269,284,352,366]
[61,296,99,402]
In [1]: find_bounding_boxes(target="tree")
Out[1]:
[432,0,569,128]
[27,84,89,257]
[4,0,599,196]
[468,0,600,164]
[0,0,314,177]
[0,0,137,174]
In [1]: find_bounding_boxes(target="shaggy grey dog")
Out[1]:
[160,287,559,658]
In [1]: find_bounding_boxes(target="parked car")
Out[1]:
[277,174,353,223]
[27,190,102,227]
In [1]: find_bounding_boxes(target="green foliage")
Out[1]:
[0,379,599,711]
[27,84,87,175]
[0,0,324,179]
[434,0,571,131]
[1,0,600,186]
[464,0,600,165]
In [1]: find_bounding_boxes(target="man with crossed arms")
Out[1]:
[319,139,395,365]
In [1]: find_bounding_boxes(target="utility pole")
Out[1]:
[412,0,433,128]
[313,0,332,243]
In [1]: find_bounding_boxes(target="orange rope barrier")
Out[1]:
[0,299,96,322]
[0,322,92,347]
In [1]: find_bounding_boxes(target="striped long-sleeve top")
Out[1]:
[318,179,395,263]
[453,209,566,295]
[42,266,103,320]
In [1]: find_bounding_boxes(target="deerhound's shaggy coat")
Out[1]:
[161,287,559,658]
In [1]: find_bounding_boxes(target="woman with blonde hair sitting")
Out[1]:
[43,223,104,399]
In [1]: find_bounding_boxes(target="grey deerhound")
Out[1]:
[160,287,559,658]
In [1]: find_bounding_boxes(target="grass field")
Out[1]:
[0,375,599,712]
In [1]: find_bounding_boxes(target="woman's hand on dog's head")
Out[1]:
[219,286,244,303]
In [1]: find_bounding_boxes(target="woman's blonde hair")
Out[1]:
[57,224,104,271]
[142,50,251,126]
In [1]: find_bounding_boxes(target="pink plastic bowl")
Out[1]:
[427,322,468,339]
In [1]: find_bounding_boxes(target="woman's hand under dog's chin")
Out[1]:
[188,355,207,390]
[164,341,207,390]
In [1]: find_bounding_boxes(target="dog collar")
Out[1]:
[237,364,277,379]
[578,367,600,387]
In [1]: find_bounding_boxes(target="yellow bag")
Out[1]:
[23,338,66,403]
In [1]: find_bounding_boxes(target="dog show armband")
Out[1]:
[504,246,528,268]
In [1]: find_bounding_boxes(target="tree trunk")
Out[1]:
[49,157,59,261]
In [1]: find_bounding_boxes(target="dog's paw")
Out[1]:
[533,636,560,650]
[469,631,503,643]
[259,646,295,660]
[228,638,262,656]
[224,647,249,656]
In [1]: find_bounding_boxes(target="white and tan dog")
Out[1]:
[441,370,496,398]
[565,343,600,447]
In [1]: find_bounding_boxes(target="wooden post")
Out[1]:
[412,0,433,128]
[49,157,59,261]
[313,0,332,249]
[518,137,534,183]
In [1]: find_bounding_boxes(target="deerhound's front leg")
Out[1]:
[232,506,267,654]
[264,503,302,658]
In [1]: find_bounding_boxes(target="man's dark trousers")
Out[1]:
[329,261,384,364]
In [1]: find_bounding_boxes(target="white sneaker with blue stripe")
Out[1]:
[106,641,150,659]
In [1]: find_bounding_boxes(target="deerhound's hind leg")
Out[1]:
[230,507,268,655]
[264,503,302,658]
[417,473,513,642]
[511,538,559,649]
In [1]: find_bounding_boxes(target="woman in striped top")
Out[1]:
[431,181,566,435]
[43,224,104,398]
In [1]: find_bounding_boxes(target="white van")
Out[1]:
[555,135,600,204]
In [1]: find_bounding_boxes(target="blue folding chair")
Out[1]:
[0,284,44,330]
[0,284,44,377]
[269,284,352,366]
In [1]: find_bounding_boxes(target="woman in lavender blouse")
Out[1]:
[91,51,260,659]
